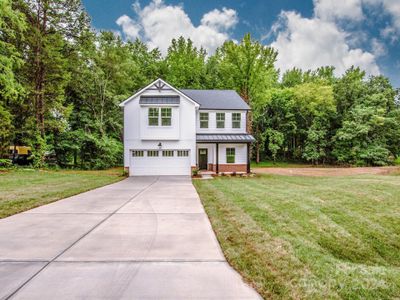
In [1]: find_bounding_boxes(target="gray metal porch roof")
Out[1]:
[196,133,255,143]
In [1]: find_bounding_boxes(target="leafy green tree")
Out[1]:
[12,0,89,166]
[164,37,207,88]
[333,75,399,165]
[0,0,26,156]
[219,34,278,130]
[281,68,303,88]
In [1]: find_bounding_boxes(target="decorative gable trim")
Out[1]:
[119,78,199,107]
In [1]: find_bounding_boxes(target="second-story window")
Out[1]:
[200,112,209,128]
[148,107,172,126]
[232,113,241,129]
[148,108,159,126]
[161,108,172,126]
[216,113,225,128]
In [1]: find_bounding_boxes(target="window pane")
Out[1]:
[177,150,189,157]
[226,148,235,163]
[132,150,144,157]
[200,113,209,128]
[147,150,159,157]
[148,108,159,126]
[161,108,172,126]
[216,113,225,128]
[162,150,174,157]
[232,113,241,128]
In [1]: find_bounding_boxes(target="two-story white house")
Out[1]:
[119,78,255,176]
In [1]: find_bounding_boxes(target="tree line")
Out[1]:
[1,0,399,168]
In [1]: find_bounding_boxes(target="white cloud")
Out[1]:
[270,11,380,76]
[201,7,238,30]
[116,15,140,40]
[116,0,238,55]
[314,0,364,21]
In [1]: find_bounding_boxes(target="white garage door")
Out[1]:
[130,150,191,176]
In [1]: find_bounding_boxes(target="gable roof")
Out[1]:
[119,78,199,107]
[180,89,250,110]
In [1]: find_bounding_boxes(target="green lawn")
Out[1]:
[193,174,400,299]
[0,168,125,218]
[251,160,312,168]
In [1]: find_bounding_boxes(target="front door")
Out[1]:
[198,149,208,170]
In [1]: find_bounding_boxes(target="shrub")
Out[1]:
[192,168,199,176]
[0,158,12,169]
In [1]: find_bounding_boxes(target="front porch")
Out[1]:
[196,133,255,174]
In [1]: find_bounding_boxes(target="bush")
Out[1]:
[192,168,199,176]
[0,158,12,169]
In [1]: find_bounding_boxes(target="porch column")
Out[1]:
[247,143,251,173]
[216,143,219,174]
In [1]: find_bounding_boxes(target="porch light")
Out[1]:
[158,142,162,149]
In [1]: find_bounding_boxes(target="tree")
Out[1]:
[333,75,400,165]
[164,37,207,88]
[219,34,278,132]
[13,0,89,165]
[0,0,26,156]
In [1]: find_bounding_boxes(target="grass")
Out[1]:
[251,160,312,168]
[193,174,400,299]
[0,168,125,218]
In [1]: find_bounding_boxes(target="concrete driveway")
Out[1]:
[0,176,260,299]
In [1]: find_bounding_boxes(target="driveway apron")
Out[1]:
[0,176,260,299]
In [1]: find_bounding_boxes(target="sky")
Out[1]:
[81,0,400,87]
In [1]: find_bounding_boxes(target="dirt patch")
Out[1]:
[253,166,400,177]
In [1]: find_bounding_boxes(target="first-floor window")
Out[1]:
[132,150,144,157]
[226,148,235,163]
[148,108,159,126]
[177,150,189,157]
[162,150,174,157]
[147,150,159,157]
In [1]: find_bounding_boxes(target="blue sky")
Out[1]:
[82,0,399,87]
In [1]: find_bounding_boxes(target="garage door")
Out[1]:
[130,149,191,176]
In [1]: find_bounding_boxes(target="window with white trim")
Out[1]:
[147,150,159,157]
[216,113,225,128]
[232,113,241,129]
[162,150,174,157]
[200,112,209,128]
[148,108,159,126]
[226,148,235,163]
[161,108,172,126]
[177,150,189,157]
[132,150,144,157]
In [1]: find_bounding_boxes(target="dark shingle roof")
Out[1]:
[139,95,180,105]
[196,134,255,143]
[180,89,250,110]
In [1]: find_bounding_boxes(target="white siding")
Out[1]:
[218,144,247,164]
[123,88,197,168]
[196,110,247,134]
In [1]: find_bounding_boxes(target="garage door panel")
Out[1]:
[130,151,190,176]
